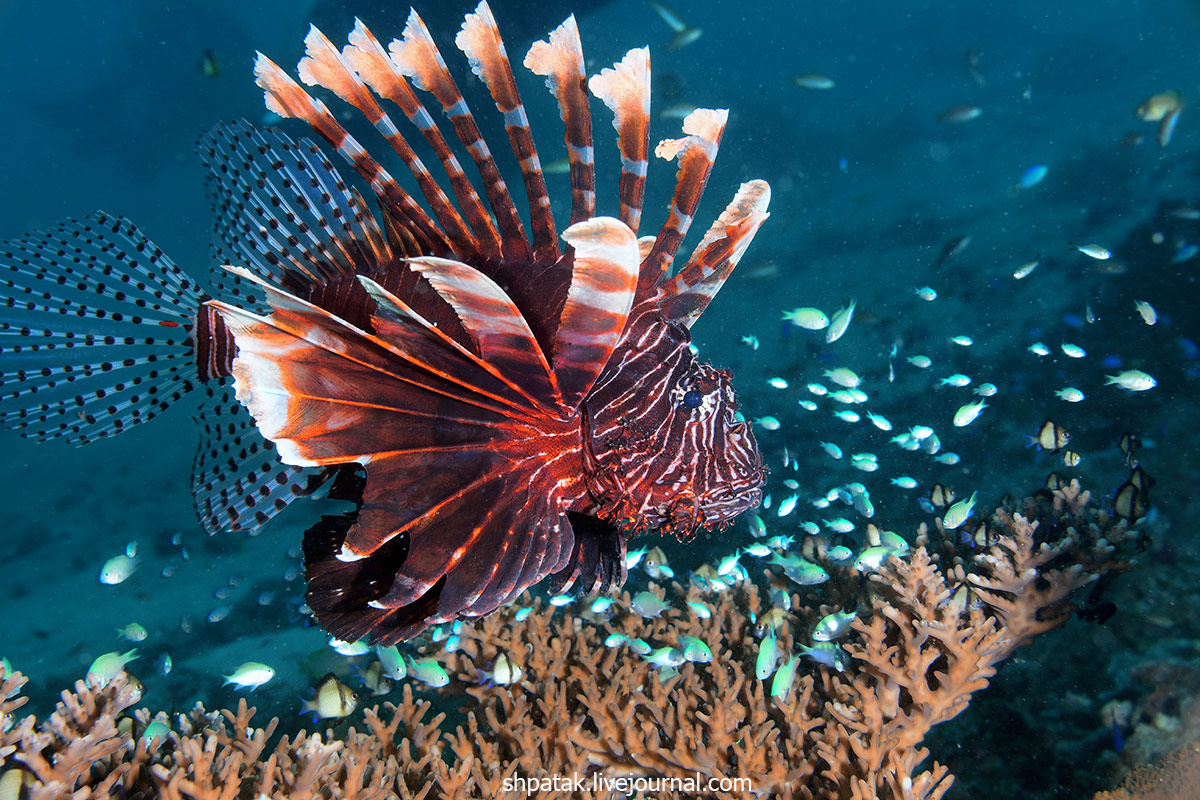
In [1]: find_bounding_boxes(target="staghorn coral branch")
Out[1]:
[0,482,1133,799]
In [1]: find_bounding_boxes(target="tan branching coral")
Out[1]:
[0,482,1135,799]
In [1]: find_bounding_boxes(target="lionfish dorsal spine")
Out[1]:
[587,46,652,235]
[298,25,480,257]
[253,53,452,257]
[390,8,533,263]
[524,14,595,226]
[656,179,771,328]
[457,2,559,263]
[553,217,641,408]
[343,19,505,261]
[638,108,729,298]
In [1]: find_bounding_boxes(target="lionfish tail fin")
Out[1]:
[0,212,204,444]
[656,179,771,328]
[525,14,595,225]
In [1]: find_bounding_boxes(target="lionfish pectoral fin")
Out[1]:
[549,512,628,596]
[552,217,640,409]
[191,379,325,534]
[656,179,771,328]
[357,276,550,414]
[404,257,562,411]
[0,212,202,445]
[303,509,445,645]
[209,277,528,469]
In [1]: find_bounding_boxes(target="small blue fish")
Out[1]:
[1014,163,1048,190]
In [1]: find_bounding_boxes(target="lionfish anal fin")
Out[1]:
[192,380,323,533]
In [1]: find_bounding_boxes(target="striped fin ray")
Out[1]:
[656,180,771,328]
[553,218,639,409]
[359,276,556,416]
[342,20,504,262]
[389,9,532,263]
[295,26,479,257]
[0,212,201,444]
[456,1,559,262]
[214,267,541,430]
[639,108,728,297]
[406,257,562,410]
[588,48,651,233]
[198,121,392,294]
[525,14,594,226]
[192,380,322,533]
[252,53,451,258]
[302,471,569,644]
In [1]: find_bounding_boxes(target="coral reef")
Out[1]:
[0,482,1136,799]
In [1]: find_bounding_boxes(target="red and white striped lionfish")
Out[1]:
[0,3,769,643]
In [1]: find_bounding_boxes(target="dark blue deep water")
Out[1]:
[2,1,1199,796]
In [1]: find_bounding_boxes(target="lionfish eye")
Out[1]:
[671,375,718,419]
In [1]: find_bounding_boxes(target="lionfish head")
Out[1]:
[660,358,765,536]
[585,314,765,540]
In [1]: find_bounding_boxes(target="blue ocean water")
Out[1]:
[1,0,1198,795]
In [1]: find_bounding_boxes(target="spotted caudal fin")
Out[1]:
[0,212,202,445]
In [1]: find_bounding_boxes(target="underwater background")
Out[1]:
[2,0,1199,796]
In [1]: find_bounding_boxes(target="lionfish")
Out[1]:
[0,3,769,643]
